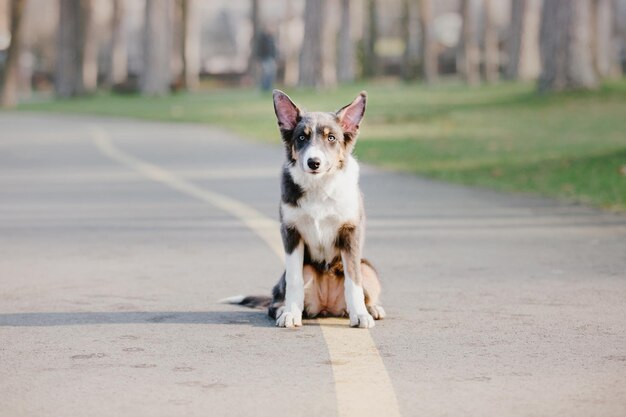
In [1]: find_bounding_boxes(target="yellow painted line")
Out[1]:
[92,128,284,259]
[320,317,402,417]
[91,127,402,417]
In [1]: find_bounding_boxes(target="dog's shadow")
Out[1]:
[0,309,276,328]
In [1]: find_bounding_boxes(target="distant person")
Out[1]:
[257,27,277,92]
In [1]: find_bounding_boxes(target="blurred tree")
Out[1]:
[107,0,127,87]
[247,0,260,81]
[458,0,479,85]
[610,0,626,78]
[539,0,598,92]
[608,0,624,78]
[281,1,300,87]
[82,0,97,93]
[483,0,499,83]
[591,0,623,78]
[0,0,25,108]
[337,0,355,83]
[180,0,199,90]
[419,0,437,83]
[506,0,541,80]
[401,0,418,81]
[322,2,337,88]
[362,0,378,77]
[56,0,86,97]
[299,0,335,88]
[141,0,172,95]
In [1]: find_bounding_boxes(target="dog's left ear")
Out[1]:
[336,91,367,135]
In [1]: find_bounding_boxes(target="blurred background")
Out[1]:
[1,0,625,96]
[1,0,625,209]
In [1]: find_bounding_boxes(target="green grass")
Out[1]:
[16,79,626,211]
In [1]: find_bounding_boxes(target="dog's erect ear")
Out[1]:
[336,91,367,134]
[273,90,300,131]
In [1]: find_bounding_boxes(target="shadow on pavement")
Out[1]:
[0,310,275,328]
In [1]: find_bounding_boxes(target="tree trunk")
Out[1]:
[0,0,26,108]
[507,0,524,79]
[181,0,199,90]
[141,0,172,95]
[483,0,499,83]
[401,0,412,80]
[337,0,355,83]
[419,0,437,83]
[56,0,85,97]
[362,0,378,78]
[538,0,598,92]
[401,0,421,81]
[610,0,623,78]
[281,1,299,87]
[506,0,542,80]
[322,9,337,89]
[458,0,479,85]
[247,0,260,81]
[107,0,127,86]
[591,0,622,78]
[81,0,97,92]
[299,0,335,88]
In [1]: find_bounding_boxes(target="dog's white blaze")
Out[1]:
[283,156,361,264]
[302,144,327,172]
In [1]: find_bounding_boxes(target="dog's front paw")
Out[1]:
[276,310,302,328]
[349,312,375,329]
[367,305,386,320]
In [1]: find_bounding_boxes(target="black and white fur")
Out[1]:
[225,90,385,329]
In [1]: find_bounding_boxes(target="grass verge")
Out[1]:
[16,79,626,211]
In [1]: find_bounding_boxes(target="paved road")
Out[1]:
[1,112,625,417]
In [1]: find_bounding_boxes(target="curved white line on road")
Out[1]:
[91,127,402,417]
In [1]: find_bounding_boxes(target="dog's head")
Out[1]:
[273,90,367,176]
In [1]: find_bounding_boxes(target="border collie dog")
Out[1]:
[228,90,385,329]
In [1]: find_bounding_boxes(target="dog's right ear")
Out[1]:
[273,90,300,132]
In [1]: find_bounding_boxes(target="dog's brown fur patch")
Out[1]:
[302,260,381,318]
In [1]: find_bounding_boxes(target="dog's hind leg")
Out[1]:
[362,260,386,320]
[302,264,324,318]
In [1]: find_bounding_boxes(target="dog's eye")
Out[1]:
[298,135,306,141]
[328,135,336,142]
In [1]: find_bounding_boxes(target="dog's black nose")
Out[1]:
[307,158,321,170]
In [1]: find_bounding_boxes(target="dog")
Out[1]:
[223,90,385,328]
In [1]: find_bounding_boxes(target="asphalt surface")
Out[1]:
[1,112,625,417]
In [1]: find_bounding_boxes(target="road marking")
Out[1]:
[91,127,402,417]
[92,128,284,259]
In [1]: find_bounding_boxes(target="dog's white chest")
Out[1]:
[301,199,346,261]
[282,160,361,263]
[291,193,354,263]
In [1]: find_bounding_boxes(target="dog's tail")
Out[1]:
[219,295,272,309]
